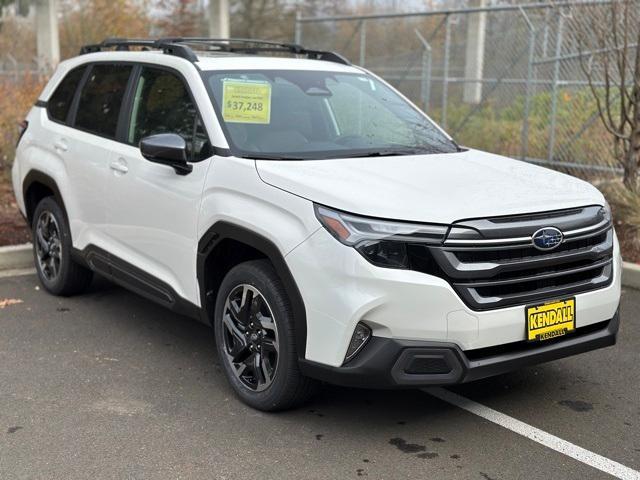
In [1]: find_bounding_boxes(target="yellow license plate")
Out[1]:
[526,298,575,342]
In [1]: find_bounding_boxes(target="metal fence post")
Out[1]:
[542,9,550,59]
[294,10,302,44]
[536,7,551,95]
[442,14,452,128]
[548,10,566,162]
[359,20,367,66]
[356,21,366,132]
[6,54,18,82]
[414,29,432,111]
[520,7,536,161]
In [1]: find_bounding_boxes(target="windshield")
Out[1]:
[203,70,459,160]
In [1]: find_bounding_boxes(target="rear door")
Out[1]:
[105,65,212,305]
[63,63,134,250]
[39,65,91,244]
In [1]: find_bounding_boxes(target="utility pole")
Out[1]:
[35,0,60,70]
[208,0,230,38]
[462,0,487,104]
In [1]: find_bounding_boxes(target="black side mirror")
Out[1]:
[140,133,193,175]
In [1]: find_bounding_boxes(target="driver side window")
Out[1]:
[128,67,210,161]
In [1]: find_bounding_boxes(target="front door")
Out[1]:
[106,65,212,305]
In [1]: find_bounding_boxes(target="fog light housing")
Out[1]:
[344,322,372,363]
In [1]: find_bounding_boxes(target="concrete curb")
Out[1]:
[622,261,640,291]
[1,243,640,290]
[0,243,33,271]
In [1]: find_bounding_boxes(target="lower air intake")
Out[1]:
[404,356,452,375]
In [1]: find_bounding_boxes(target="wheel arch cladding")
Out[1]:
[22,170,68,225]
[197,221,308,359]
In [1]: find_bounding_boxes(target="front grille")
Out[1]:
[408,205,614,310]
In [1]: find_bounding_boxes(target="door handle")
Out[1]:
[53,139,68,152]
[109,160,129,174]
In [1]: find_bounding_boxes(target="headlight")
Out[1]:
[314,205,447,268]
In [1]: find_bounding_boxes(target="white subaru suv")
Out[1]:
[12,38,621,411]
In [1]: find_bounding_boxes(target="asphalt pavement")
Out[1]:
[0,272,638,479]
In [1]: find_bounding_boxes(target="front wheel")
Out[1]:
[213,260,318,411]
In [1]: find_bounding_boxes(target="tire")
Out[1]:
[32,196,93,296]
[214,259,319,411]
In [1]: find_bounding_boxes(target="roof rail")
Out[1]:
[80,38,199,62]
[79,38,351,66]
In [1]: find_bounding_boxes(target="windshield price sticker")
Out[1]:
[222,80,271,124]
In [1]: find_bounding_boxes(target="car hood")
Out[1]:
[255,149,605,224]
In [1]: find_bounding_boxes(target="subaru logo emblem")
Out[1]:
[532,227,563,251]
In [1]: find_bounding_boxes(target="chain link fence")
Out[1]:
[295,0,635,183]
[0,55,49,80]
[1,1,635,185]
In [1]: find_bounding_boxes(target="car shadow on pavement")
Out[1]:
[81,277,456,414]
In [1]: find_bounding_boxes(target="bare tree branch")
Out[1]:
[573,0,640,188]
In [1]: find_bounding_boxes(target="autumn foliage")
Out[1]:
[0,75,46,172]
[59,0,152,59]
[154,0,205,37]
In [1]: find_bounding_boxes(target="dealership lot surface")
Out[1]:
[1,272,638,479]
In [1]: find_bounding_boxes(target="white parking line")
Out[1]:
[425,387,640,480]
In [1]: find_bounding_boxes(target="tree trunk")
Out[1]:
[623,25,640,192]
[626,81,640,191]
[623,159,638,191]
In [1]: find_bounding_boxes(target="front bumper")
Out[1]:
[299,310,619,388]
[286,227,622,367]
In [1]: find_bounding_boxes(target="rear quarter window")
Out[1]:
[47,66,86,124]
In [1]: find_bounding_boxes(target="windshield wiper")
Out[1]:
[242,147,455,161]
[242,153,308,161]
[333,147,445,158]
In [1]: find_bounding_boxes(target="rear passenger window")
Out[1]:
[75,64,132,138]
[47,66,85,124]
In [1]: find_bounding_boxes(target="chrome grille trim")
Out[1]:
[443,218,611,247]
[454,258,612,288]
[464,263,613,309]
[444,236,531,246]
[432,229,613,281]
[563,218,611,238]
[426,206,614,310]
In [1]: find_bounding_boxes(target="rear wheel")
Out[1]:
[214,260,318,411]
[32,197,93,296]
